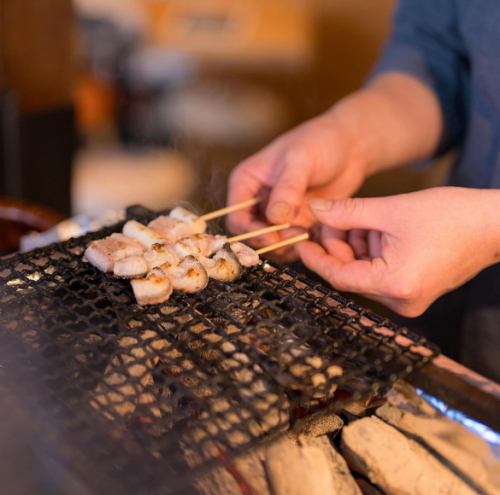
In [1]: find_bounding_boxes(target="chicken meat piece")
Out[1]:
[169,206,206,234]
[144,243,181,270]
[148,216,194,243]
[201,248,242,282]
[174,234,228,258]
[131,268,173,305]
[123,220,164,248]
[229,242,260,267]
[160,256,208,293]
[113,255,149,278]
[85,233,145,273]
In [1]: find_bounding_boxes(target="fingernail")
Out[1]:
[268,201,291,221]
[309,198,332,211]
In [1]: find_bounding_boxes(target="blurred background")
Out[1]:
[0,0,450,254]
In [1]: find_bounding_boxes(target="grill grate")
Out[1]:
[0,207,439,494]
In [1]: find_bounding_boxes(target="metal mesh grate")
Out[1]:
[0,207,439,494]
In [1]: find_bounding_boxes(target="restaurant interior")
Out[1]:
[0,0,451,254]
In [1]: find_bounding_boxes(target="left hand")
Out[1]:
[297,187,500,317]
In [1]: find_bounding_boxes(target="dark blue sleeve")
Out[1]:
[370,0,469,154]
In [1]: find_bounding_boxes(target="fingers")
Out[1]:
[226,163,266,234]
[265,148,311,224]
[321,226,355,263]
[368,229,383,258]
[348,229,368,259]
[297,241,383,294]
[309,197,384,231]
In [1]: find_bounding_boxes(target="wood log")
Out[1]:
[376,382,500,495]
[341,416,477,495]
[265,435,361,495]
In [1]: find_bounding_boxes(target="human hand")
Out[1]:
[226,109,369,259]
[297,187,500,317]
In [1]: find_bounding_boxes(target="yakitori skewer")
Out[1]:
[140,198,260,244]
[172,223,290,261]
[226,222,290,244]
[130,232,310,305]
[256,233,309,255]
[198,198,258,222]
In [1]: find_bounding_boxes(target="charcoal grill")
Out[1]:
[0,206,440,494]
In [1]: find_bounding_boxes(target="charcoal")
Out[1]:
[265,435,361,495]
[341,416,477,495]
[376,381,500,495]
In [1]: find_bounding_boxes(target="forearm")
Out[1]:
[472,188,500,268]
[327,72,444,176]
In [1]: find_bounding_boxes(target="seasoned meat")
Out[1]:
[113,255,149,279]
[123,220,164,248]
[174,234,228,258]
[144,243,181,270]
[131,268,173,305]
[202,248,242,282]
[85,233,145,273]
[148,216,194,243]
[229,242,260,267]
[161,256,209,293]
[169,206,206,234]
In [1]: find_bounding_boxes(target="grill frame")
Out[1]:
[0,205,440,494]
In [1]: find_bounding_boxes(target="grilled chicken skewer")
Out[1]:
[104,200,277,273]
[130,234,309,305]
[145,199,259,244]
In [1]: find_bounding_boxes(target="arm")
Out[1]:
[227,0,465,253]
[227,72,442,237]
[326,72,443,175]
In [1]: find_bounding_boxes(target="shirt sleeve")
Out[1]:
[370,0,469,154]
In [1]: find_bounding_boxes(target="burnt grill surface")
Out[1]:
[0,207,439,494]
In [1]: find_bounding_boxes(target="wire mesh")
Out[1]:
[0,206,439,494]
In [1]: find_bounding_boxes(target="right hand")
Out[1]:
[226,109,369,256]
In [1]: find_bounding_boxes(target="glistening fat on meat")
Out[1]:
[131,268,173,305]
[201,248,242,282]
[143,243,181,270]
[169,206,207,234]
[148,216,195,243]
[160,256,209,293]
[229,242,260,267]
[174,234,228,258]
[113,256,149,278]
[123,220,164,248]
[85,234,145,273]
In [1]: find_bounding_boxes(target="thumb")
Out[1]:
[308,197,383,231]
[266,153,310,224]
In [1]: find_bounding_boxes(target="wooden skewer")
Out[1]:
[199,198,258,222]
[227,223,290,244]
[256,233,309,255]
